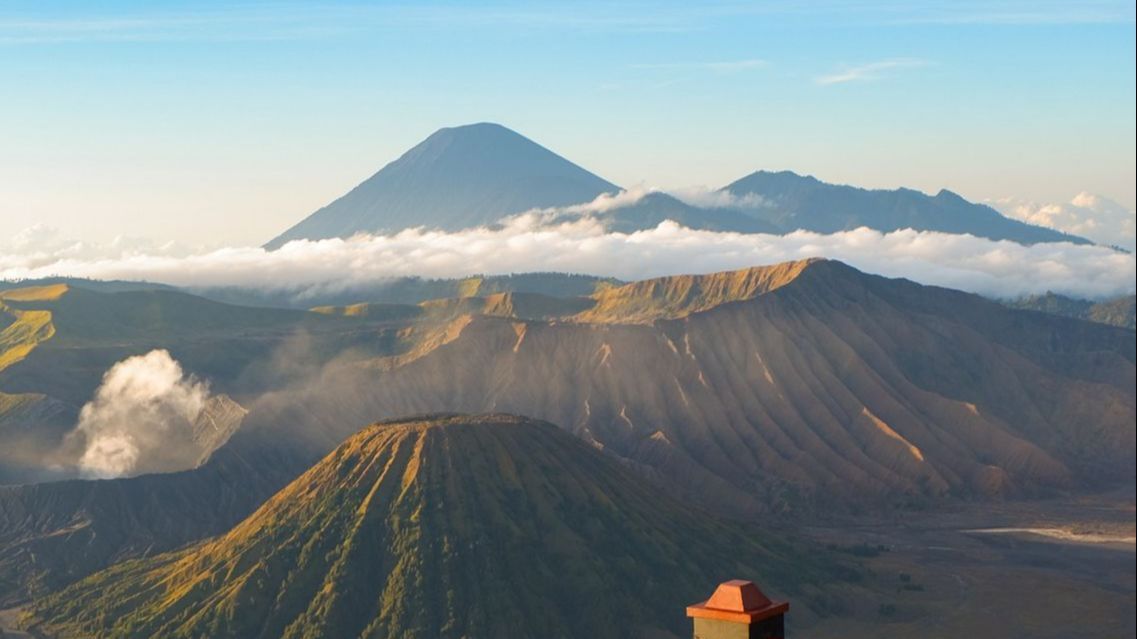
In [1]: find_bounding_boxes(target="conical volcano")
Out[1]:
[264,123,619,248]
[28,413,843,639]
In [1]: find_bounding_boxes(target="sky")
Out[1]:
[1,0,1135,247]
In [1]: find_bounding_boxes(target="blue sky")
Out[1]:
[1,1,1134,245]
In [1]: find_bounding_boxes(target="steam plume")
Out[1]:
[71,349,213,478]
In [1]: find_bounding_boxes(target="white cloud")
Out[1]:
[1,224,202,270]
[2,216,1133,301]
[816,58,929,85]
[68,350,213,479]
[669,185,770,210]
[543,184,769,212]
[557,185,657,214]
[988,193,1137,252]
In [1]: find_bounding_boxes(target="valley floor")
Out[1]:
[806,490,1136,639]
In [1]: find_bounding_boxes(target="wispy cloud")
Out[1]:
[815,58,929,85]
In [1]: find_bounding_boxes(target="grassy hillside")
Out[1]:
[1006,292,1136,330]
[194,272,620,309]
[0,278,173,295]
[0,285,65,373]
[26,414,856,639]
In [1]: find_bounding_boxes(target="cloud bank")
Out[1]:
[989,193,1136,252]
[69,349,213,479]
[3,215,1133,302]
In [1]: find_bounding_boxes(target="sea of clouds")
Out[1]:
[2,192,1134,302]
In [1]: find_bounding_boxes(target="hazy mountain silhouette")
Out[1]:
[265,123,619,248]
[265,125,1091,248]
[724,170,1091,244]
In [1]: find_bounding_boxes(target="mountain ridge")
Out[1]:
[263,123,1095,248]
[312,259,823,325]
[724,170,1091,244]
[243,259,1134,515]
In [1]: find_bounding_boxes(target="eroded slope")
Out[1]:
[27,414,848,639]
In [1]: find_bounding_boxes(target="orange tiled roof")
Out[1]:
[686,579,789,624]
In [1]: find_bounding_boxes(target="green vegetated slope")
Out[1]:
[15,286,310,345]
[0,284,296,402]
[1088,295,1137,328]
[1007,292,1137,330]
[314,291,596,323]
[0,286,75,483]
[0,284,65,373]
[195,271,620,309]
[27,414,854,639]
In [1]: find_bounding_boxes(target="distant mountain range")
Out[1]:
[725,170,1088,244]
[25,414,849,639]
[265,123,1092,248]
